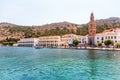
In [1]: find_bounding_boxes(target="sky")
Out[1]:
[0,0,120,25]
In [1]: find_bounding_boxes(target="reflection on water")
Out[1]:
[87,50,98,79]
[86,50,120,80]
[0,47,120,80]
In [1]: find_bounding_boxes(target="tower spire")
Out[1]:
[90,12,94,21]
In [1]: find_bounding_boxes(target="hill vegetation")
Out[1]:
[0,17,120,41]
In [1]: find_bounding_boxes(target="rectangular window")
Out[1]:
[106,37,107,39]
[114,36,116,39]
[111,36,113,39]
[101,37,104,40]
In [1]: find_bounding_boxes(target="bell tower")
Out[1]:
[88,12,96,46]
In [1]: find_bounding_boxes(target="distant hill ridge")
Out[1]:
[1,17,120,27]
[96,17,120,23]
[0,22,18,27]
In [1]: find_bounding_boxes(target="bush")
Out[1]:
[98,42,102,47]
[115,43,120,48]
[0,38,19,46]
[104,40,113,47]
[73,39,79,46]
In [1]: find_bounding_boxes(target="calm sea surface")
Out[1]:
[0,47,120,80]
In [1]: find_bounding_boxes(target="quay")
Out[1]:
[60,47,120,51]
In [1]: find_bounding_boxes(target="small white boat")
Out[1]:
[34,46,43,49]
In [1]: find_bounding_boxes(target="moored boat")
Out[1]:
[34,46,43,49]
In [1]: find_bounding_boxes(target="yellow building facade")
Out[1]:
[38,36,61,48]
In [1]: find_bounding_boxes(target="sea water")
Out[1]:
[0,46,120,80]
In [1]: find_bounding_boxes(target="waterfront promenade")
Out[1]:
[1,44,120,51]
[60,46,120,51]
[86,47,120,51]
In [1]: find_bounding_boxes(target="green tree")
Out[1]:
[0,38,19,46]
[104,40,113,47]
[98,42,102,47]
[115,43,120,48]
[73,39,79,47]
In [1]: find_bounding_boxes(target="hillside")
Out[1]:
[0,17,120,40]
[0,21,84,39]
[97,17,120,32]
[32,21,82,32]
[32,21,83,36]
[0,23,24,40]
